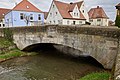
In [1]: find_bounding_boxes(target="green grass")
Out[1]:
[0,48,38,60]
[80,72,110,80]
[0,37,38,61]
[0,49,26,59]
[0,38,13,48]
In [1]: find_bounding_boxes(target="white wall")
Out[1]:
[90,18,109,26]
[46,1,63,25]
[80,2,89,22]
[63,19,85,25]
[46,1,86,25]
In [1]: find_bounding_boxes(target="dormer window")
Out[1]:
[27,6,29,9]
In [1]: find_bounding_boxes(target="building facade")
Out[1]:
[0,8,10,28]
[88,6,109,26]
[46,0,89,25]
[5,0,44,27]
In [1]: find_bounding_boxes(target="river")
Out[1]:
[0,49,104,80]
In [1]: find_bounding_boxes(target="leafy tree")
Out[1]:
[115,15,120,28]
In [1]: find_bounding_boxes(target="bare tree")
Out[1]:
[23,14,31,26]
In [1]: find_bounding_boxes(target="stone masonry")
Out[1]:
[0,25,120,80]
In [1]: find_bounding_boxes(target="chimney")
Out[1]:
[70,2,73,5]
[97,6,99,8]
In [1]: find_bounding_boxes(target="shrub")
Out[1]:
[115,15,120,28]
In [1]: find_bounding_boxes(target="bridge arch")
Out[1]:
[22,43,104,68]
[12,25,118,69]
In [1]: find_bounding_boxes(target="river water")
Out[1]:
[0,50,104,80]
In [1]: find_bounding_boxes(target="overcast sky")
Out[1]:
[0,0,119,21]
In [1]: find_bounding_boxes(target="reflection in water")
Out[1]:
[0,50,104,80]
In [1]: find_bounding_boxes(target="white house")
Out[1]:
[5,0,44,27]
[46,0,89,25]
[0,8,10,28]
[88,6,109,26]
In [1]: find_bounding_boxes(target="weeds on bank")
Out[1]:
[80,72,110,80]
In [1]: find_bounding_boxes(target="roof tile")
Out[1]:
[0,8,10,19]
[13,0,42,12]
[88,6,109,19]
[53,0,85,20]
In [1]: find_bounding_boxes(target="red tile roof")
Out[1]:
[13,0,42,12]
[75,1,83,9]
[0,8,10,19]
[68,1,83,12]
[88,6,109,19]
[53,0,85,20]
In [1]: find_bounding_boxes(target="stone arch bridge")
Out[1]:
[0,25,120,79]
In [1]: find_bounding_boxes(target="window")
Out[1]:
[77,13,78,16]
[27,6,29,9]
[90,19,93,22]
[38,14,41,20]
[50,21,51,23]
[58,20,62,24]
[3,24,5,27]
[0,24,1,27]
[50,13,52,16]
[30,14,33,20]
[83,10,84,13]
[97,19,101,22]
[73,21,76,25]
[67,20,69,24]
[79,21,82,24]
[20,13,24,20]
[56,12,57,15]
[54,20,55,24]
[74,13,76,16]
[53,5,54,8]
[58,20,60,24]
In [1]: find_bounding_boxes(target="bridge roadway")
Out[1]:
[0,25,120,80]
